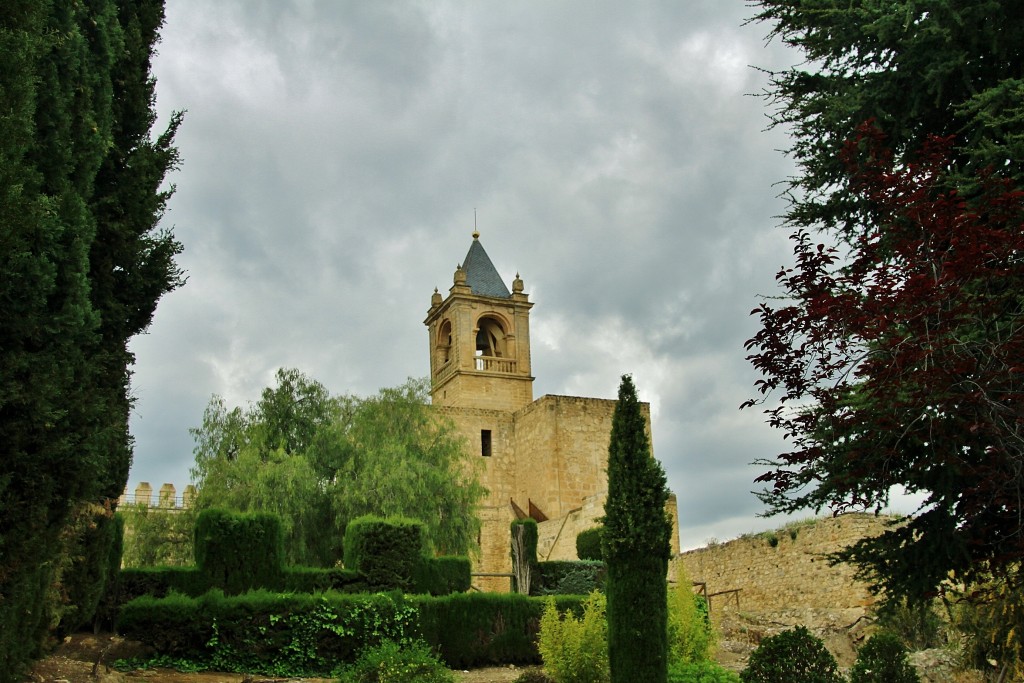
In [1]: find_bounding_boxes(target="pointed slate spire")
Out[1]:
[462,233,511,298]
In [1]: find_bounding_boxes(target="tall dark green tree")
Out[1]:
[747,0,1024,599]
[0,1,181,678]
[602,375,672,683]
[751,0,1024,236]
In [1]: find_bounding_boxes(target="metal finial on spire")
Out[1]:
[473,208,479,239]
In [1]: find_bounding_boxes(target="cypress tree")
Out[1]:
[603,375,672,683]
[0,1,181,676]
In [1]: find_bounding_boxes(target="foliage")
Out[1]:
[117,590,420,676]
[576,527,603,561]
[194,509,285,595]
[739,626,843,683]
[119,503,196,568]
[416,592,584,669]
[414,556,472,596]
[190,372,486,565]
[118,588,580,673]
[51,502,122,636]
[744,126,1024,600]
[538,561,605,596]
[848,632,919,683]
[749,0,1024,236]
[512,518,539,595]
[872,597,946,651]
[949,572,1024,682]
[748,0,1024,605]
[668,564,715,666]
[343,516,425,593]
[538,592,610,683]
[603,375,672,683]
[0,1,181,678]
[337,639,455,683]
[667,661,741,683]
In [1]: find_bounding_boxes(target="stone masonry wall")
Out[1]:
[674,514,895,613]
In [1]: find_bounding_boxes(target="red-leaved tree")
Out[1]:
[744,124,1024,599]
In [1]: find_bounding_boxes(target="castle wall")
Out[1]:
[673,514,893,612]
[512,395,649,520]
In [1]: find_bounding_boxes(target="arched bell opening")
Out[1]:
[476,316,507,358]
[474,315,516,373]
[436,319,453,364]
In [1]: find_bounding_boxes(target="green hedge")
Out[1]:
[414,556,472,596]
[117,590,585,674]
[344,516,424,592]
[194,509,285,594]
[416,592,582,668]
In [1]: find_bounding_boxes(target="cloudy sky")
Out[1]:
[127,0,887,551]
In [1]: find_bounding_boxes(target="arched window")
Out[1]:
[475,316,507,358]
[437,320,453,363]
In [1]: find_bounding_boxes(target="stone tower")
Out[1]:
[426,232,680,590]
[424,232,534,411]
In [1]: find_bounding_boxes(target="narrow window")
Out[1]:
[481,429,492,457]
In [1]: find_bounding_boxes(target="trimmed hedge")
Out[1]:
[416,592,582,668]
[194,509,285,594]
[575,526,603,561]
[117,590,419,675]
[117,589,586,674]
[415,556,472,596]
[344,516,424,592]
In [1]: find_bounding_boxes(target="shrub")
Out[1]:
[668,660,741,683]
[873,597,945,650]
[667,576,715,665]
[416,592,582,668]
[194,509,284,594]
[538,561,605,595]
[537,591,610,683]
[414,556,471,595]
[344,516,424,592]
[740,626,843,683]
[576,527,603,561]
[117,590,419,675]
[337,639,454,683]
[849,632,919,683]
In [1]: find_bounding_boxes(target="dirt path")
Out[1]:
[26,634,537,683]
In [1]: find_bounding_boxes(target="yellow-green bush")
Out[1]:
[537,591,609,683]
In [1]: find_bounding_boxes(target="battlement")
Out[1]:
[119,482,196,509]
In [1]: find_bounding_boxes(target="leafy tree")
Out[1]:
[190,371,485,565]
[750,0,1024,237]
[0,2,181,678]
[603,375,672,683]
[119,503,196,568]
[745,127,1024,600]
[748,0,1024,604]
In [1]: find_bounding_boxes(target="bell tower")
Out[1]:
[425,232,534,410]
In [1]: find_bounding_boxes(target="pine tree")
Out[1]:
[603,375,672,683]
